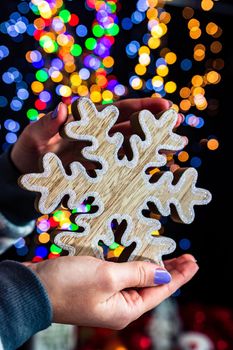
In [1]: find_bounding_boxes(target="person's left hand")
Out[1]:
[11,97,172,174]
[26,253,198,329]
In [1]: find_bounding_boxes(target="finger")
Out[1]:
[107,261,171,291]
[138,258,199,313]
[30,102,68,142]
[109,111,185,137]
[164,254,197,270]
[98,98,172,123]
[110,121,132,137]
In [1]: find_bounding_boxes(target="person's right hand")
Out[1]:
[26,254,198,329]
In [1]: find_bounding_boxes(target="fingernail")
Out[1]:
[51,102,62,119]
[154,268,171,285]
[167,100,173,107]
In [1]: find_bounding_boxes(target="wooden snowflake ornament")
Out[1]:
[19,98,212,265]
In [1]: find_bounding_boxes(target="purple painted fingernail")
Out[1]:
[154,268,171,285]
[51,103,61,119]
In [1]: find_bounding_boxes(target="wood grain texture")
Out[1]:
[19,98,212,265]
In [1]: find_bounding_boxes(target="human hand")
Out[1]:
[27,254,198,329]
[11,98,172,174]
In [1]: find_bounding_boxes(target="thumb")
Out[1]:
[30,102,68,141]
[108,261,171,291]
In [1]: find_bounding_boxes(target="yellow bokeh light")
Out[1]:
[207,139,219,151]
[194,94,207,110]
[156,65,169,77]
[201,0,214,11]
[165,81,177,93]
[90,84,101,93]
[147,8,158,20]
[159,12,171,24]
[206,71,221,84]
[51,71,63,82]
[172,104,179,112]
[103,56,114,68]
[90,91,102,103]
[192,75,203,87]
[180,87,191,99]
[114,246,124,257]
[190,27,202,39]
[206,22,218,35]
[57,34,69,46]
[192,87,205,96]
[147,0,158,7]
[149,168,160,175]
[152,75,163,88]
[165,52,177,64]
[151,92,162,98]
[78,85,89,96]
[38,1,52,19]
[131,77,143,90]
[38,233,50,244]
[70,73,82,86]
[135,64,147,76]
[194,43,206,51]
[194,49,205,61]
[188,19,200,29]
[151,23,167,38]
[60,85,72,97]
[31,81,44,94]
[139,46,150,55]
[180,99,191,111]
[148,37,160,49]
[178,151,189,162]
[151,230,160,236]
[34,18,46,30]
[102,90,113,101]
[96,75,108,88]
[139,53,151,66]
[65,62,76,73]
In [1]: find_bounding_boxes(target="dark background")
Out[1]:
[0,0,231,308]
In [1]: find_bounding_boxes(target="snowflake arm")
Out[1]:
[65,97,124,173]
[147,168,212,224]
[19,152,98,214]
[120,108,186,169]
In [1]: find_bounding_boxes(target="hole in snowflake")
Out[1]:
[99,219,137,262]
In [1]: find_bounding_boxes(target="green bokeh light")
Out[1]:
[92,24,105,37]
[85,37,97,50]
[50,244,62,254]
[59,9,71,23]
[70,44,82,56]
[106,24,119,36]
[27,108,39,121]
[36,69,49,82]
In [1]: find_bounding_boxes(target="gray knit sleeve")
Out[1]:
[0,260,52,349]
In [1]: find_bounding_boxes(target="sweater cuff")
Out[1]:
[0,260,52,350]
[0,150,39,224]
